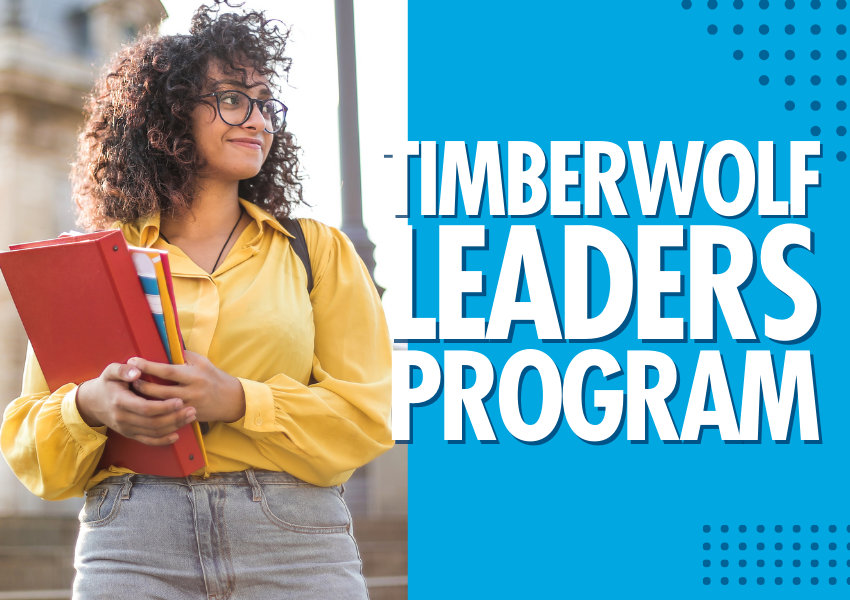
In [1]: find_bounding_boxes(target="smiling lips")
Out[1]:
[228,138,263,150]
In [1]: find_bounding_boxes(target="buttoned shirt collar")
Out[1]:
[130,198,295,250]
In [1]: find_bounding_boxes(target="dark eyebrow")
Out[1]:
[212,79,272,99]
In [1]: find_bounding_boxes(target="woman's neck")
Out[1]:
[160,179,242,243]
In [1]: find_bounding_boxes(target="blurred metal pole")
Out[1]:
[334,0,383,295]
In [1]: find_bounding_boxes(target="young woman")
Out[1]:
[0,3,392,599]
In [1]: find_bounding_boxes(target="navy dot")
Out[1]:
[812,24,822,34]
[847,559,850,566]
[812,578,819,585]
[812,126,821,135]
[830,541,839,548]
[847,526,850,533]
[794,525,801,532]
[812,75,821,84]
[722,559,729,567]
[776,559,784,567]
[721,525,729,533]
[840,151,847,161]
[740,525,747,533]
[761,24,770,34]
[683,0,693,7]
[709,24,718,34]
[812,542,820,550]
[786,100,796,110]
[709,0,718,7]
[812,525,819,532]
[787,75,796,84]
[722,543,729,550]
[794,559,802,566]
[776,577,783,585]
[793,577,801,585]
[734,50,745,59]
[841,0,848,8]
[787,24,796,34]
[760,75,770,84]
[740,559,747,567]
[812,100,822,110]
[776,525,783,533]
[721,577,729,585]
[786,50,796,59]
[812,50,822,59]
[776,542,784,549]
[758,542,765,550]
[760,49,770,59]
[838,75,847,85]
[704,577,711,585]
[758,577,765,585]
[840,25,848,34]
[704,525,711,533]
[740,577,747,585]
[704,559,711,567]
[758,559,765,566]
[757,525,765,533]
[734,24,744,34]
[761,0,770,5]
[830,559,837,566]
[839,100,847,110]
[829,577,836,585]
[794,542,801,550]
[787,0,796,6]
[813,560,819,567]
[829,525,837,532]
[704,542,711,550]
[840,50,848,59]
[813,0,822,6]
[735,0,744,7]
[740,543,747,550]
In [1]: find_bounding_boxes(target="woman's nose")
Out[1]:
[243,101,268,130]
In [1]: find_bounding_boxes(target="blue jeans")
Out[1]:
[73,469,369,599]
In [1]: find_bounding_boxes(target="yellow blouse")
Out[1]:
[0,198,393,500]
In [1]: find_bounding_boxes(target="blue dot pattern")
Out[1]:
[701,525,850,585]
[683,0,847,161]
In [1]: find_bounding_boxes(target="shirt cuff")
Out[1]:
[228,378,278,436]
[60,385,108,452]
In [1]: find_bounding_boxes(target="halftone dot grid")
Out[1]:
[682,0,846,160]
[702,524,850,585]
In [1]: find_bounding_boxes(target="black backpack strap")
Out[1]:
[282,217,313,294]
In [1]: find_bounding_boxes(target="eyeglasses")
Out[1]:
[199,90,288,133]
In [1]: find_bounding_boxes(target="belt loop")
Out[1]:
[245,468,262,502]
[121,474,134,500]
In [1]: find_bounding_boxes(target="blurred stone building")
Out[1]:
[0,0,405,524]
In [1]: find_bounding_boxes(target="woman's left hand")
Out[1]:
[127,351,247,424]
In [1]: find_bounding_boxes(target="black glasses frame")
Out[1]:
[199,90,288,134]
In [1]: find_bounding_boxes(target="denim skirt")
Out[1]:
[73,469,369,600]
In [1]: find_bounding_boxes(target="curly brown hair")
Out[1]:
[71,1,303,229]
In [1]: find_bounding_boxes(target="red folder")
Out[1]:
[0,229,205,477]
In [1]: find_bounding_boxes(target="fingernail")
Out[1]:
[187,415,197,423]
[169,435,179,443]
[128,358,138,366]
[128,369,140,378]
[186,408,196,418]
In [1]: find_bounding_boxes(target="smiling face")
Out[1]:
[190,60,275,184]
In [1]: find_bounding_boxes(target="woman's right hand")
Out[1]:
[74,363,196,446]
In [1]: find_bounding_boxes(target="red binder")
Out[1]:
[0,229,205,477]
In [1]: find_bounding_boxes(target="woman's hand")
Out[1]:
[128,351,247,424]
[75,363,196,446]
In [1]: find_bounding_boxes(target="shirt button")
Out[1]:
[87,434,97,440]
[254,417,263,426]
